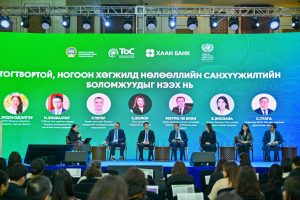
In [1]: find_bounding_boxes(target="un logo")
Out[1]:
[201,43,214,53]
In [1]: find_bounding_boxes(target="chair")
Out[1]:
[199,136,220,160]
[136,142,155,160]
[199,169,214,194]
[170,144,188,161]
[106,143,127,160]
[74,192,88,200]
[66,135,72,144]
[216,187,234,196]
[74,183,94,194]
[234,136,254,161]
[262,143,283,161]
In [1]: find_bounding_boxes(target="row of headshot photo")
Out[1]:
[3,92,277,116]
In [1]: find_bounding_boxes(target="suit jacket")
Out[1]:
[254,108,273,115]
[138,129,155,144]
[172,106,191,115]
[106,128,126,145]
[201,131,217,146]
[237,132,253,145]
[262,130,283,145]
[3,182,25,200]
[131,106,150,115]
[168,130,188,145]
[50,108,67,115]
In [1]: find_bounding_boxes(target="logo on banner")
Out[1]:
[108,48,135,58]
[66,47,77,58]
[201,43,215,62]
[145,49,190,58]
[146,49,155,57]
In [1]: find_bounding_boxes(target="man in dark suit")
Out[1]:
[138,122,155,161]
[49,95,67,115]
[262,123,283,161]
[106,122,126,160]
[254,96,274,115]
[168,123,188,161]
[172,96,191,115]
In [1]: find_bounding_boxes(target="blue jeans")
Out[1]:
[264,143,279,160]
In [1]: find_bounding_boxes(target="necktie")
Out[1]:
[263,110,266,115]
[114,130,118,141]
[180,109,182,115]
[145,131,148,142]
[175,131,178,139]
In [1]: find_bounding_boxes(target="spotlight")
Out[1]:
[270,17,280,30]
[187,16,198,30]
[103,16,111,28]
[41,16,51,30]
[229,16,239,31]
[146,16,157,30]
[251,16,260,29]
[62,15,70,28]
[21,16,29,28]
[82,16,92,30]
[210,16,218,29]
[292,16,299,29]
[168,16,176,29]
[123,17,133,30]
[0,15,11,29]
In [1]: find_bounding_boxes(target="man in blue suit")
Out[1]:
[168,123,188,161]
[106,122,126,160]
[49,95,67,115]
[254,96,274,115]
[262,123,283,161]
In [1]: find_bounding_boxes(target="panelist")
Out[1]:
[168,123,188,161]
[200,123,217,152]
[106,122,126,160]
[262,123,283,161]
[236,123,253,155]
[67,124,91,152]
[137,122,155,161]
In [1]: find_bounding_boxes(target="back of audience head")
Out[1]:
[215,158,227,173]
[172,160,188,175]
[26,175,52,200]
[8,151,22,169]
[31,158,45,176]
[50,169,74,200]
[90,160,101,169]
[239,153,252,167]
[88,175,128,200]
[85,166,102,179]
[0,169,9,196]
[0,158,7,172]
[222,161,239,187]
[216,191,243,200]
[268,164,283,187]
[292,156,300,170]
[124,167,147,198]
[236,166,261,199]
[8,163,28,186]
[283,176,300,200]
[281,157,293,173]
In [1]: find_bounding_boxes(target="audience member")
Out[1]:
[0,158,6,173]
[78,165,102,184]
[261,164,283,200]
[234,166,264,200]
[25,176,52,200]
[124,167,148,200]
[208,161,239,200]
[50,169,77,200]
[239,153,253,168]
[216,192,243,200]
[8,151,22,169]
[0,170,9,198]
[207,159,227,195]
[88,175,128,200]
[4,163,28,200]
[282,176,300,200]
[281,157,292,179]
[23,158,46,189]
[291,156,300,170]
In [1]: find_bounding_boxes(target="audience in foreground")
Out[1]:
[25,175,52,200]
[0,170,9,199]
[124,167,148,200]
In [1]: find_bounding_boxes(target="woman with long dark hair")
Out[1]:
[201,123,217,152]
[236,123,253,155]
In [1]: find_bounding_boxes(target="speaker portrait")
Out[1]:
[210,94,234,116]
[3,92,29,115]
[87,93,111,115]
[46,93,70,115]
[252,93,276,116]
[169,93,193,115]
[128,94,152,115]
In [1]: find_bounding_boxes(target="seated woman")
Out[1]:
[77,160,102,184]
[124,167,148,200]
[236,123,253,155]
[67,124,91,152]
[201,123,217,152]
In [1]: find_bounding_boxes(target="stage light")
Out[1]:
[123,17,133,30]
[62,15,70,28]
[291,16,299,29]
[82,16,92,30]
[41,16,51,30]
[187,16,198,30]
[0,16,11,29]
[21,16,29,28]
[270,17,280,30]
[168,16,176,29]
[210,16,218,29]
[229,16,239,31]
[103,16,111,28]
[251,16,260,29]
[146,16,157,30]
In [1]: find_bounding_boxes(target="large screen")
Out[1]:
[1,32,299,160]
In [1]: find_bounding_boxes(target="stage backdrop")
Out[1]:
[0,32,299,160]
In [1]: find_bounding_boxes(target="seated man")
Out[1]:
[106,122,126,160]
[25,176,52,200]
[138,122,155,161]
[168,123,188,161]
[262,123,283,161]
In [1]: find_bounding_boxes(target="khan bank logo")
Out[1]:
[146,49,155,57]
[145,48,190,58]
